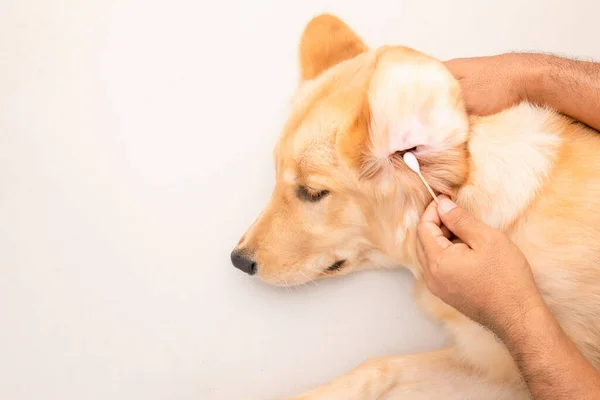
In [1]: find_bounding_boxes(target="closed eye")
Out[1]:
[296,185,330,202]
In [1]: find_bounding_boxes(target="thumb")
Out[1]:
[437,197,492,248]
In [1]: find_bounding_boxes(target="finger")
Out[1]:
[421,196,442,226]
[436,198,495,248]
[417,199,453,261]
[440,225,452,240]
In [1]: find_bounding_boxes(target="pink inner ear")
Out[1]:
[388,123,427,155]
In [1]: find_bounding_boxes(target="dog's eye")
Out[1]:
[297,185,330,202]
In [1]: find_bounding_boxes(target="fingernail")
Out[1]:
[438,198,457,215]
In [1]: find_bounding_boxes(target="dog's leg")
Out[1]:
[284,347,529,400]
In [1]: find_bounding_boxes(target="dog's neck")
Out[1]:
[455,103,561,231]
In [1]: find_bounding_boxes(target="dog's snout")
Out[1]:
[230,249,257,275]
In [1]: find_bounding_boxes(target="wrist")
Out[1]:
[494,293,552,344]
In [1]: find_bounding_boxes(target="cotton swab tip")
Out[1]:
[402,151,420,173]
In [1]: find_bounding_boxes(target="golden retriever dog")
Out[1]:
[230,13,600,399]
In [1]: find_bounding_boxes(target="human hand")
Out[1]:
[416,195,544,334]
[444,53,539,116]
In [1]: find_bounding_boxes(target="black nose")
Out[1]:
[230,249,257,275]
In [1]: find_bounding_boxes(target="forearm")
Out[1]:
[497,299,600,399]
[522,53,600,131]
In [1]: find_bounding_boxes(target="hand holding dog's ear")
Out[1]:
[444,54,530,116]
[416,196,544,335]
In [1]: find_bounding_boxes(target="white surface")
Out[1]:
[0,1,598,399]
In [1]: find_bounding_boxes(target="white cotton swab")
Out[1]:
[402,152,439,204]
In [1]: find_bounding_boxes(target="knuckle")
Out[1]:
[430,256,446,276]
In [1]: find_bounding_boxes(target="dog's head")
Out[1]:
[231,14,470,286]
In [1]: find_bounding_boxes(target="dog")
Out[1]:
[230,13,600,399]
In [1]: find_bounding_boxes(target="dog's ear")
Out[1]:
[338,48,470,190]
[299,14,367,81]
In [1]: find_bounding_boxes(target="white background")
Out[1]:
[1,1,598,399]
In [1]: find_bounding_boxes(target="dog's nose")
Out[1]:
[230,249,257,275]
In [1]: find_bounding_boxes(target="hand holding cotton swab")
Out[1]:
[402,152,439,204]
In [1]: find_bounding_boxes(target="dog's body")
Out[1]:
[231,14,600,399]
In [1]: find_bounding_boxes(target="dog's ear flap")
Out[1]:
[299,14,367,81]
[338,49,470,183]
